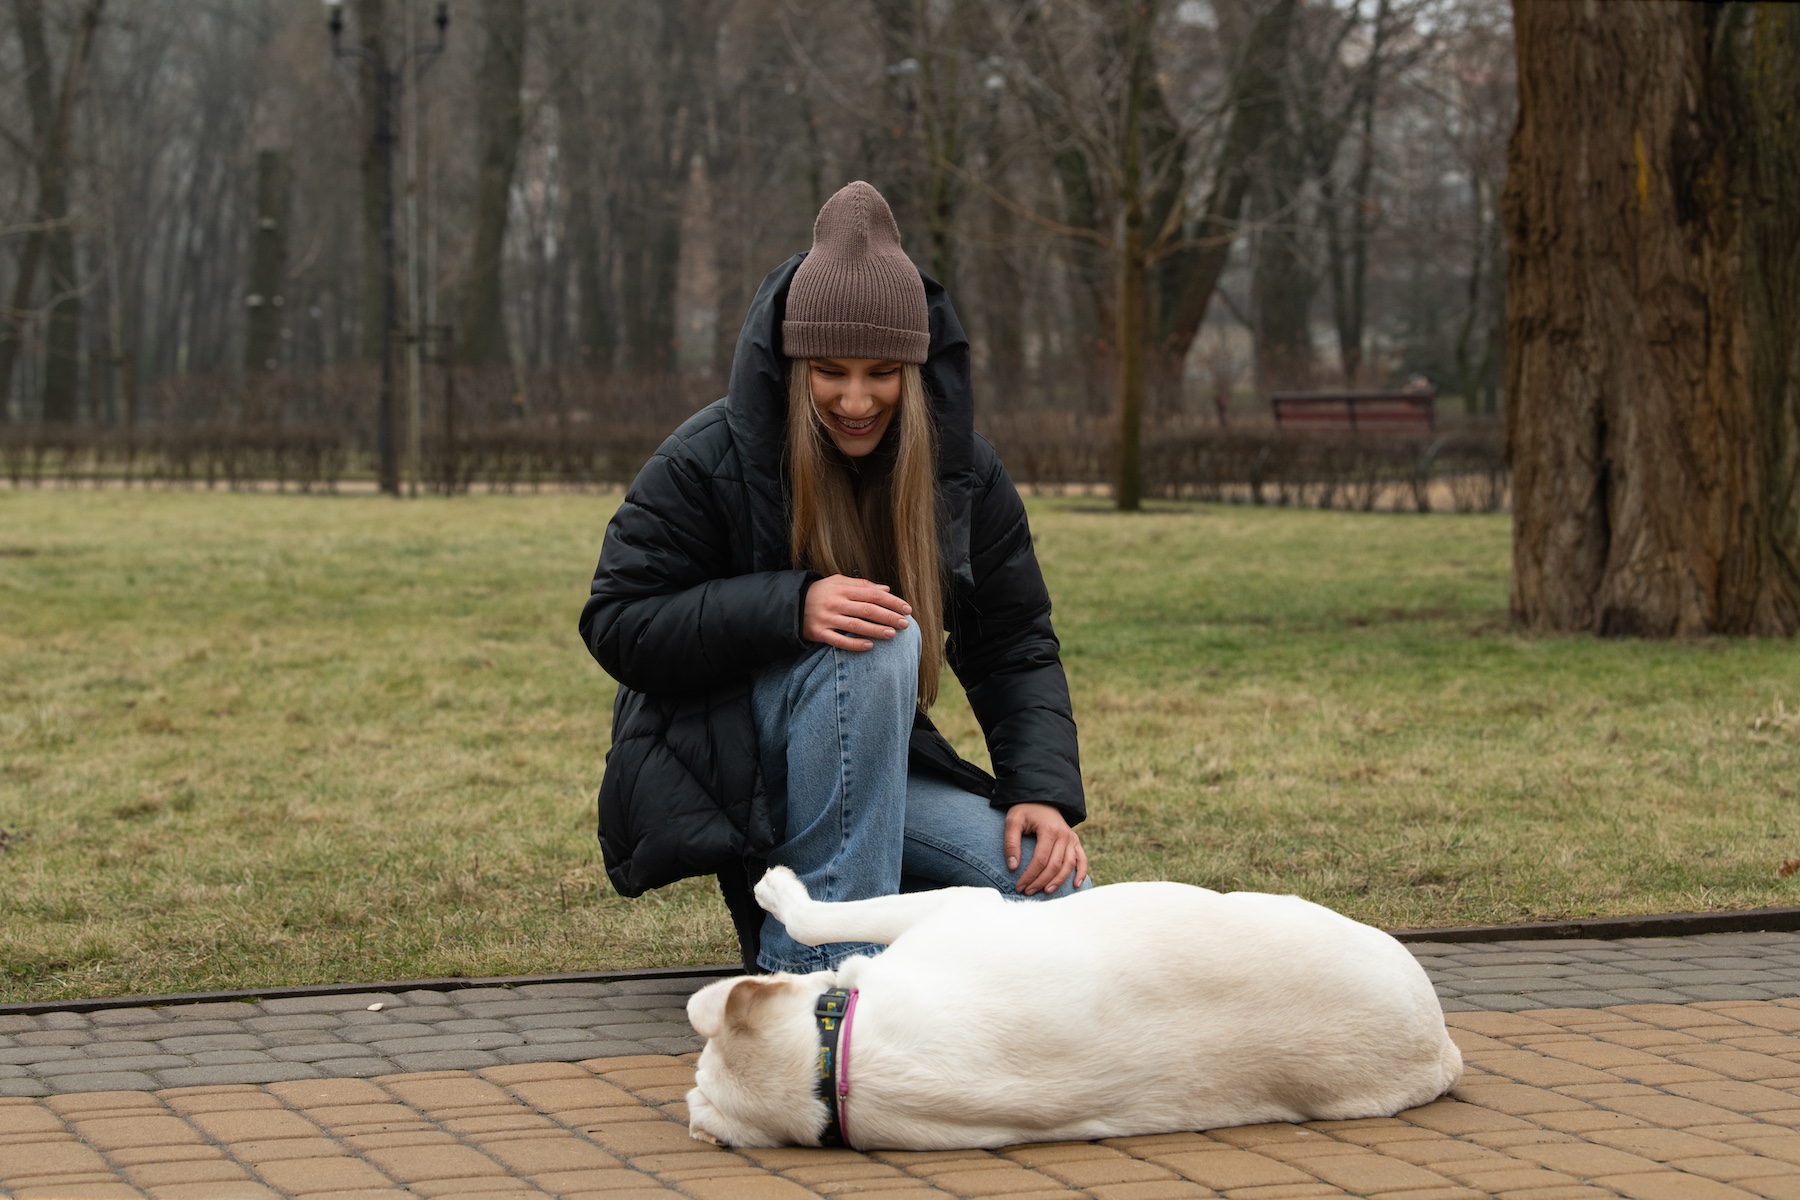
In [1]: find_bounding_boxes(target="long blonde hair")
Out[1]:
[787,360,943,708]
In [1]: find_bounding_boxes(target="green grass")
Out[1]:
[0,489,1796,1003]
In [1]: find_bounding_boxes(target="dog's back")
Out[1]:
[832,881,1460,1148]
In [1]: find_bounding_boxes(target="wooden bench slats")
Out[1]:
[1271,391,1436,435]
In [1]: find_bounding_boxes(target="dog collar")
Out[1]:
[813,987,858,1147]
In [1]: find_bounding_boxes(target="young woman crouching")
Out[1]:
[580,181,1089,974]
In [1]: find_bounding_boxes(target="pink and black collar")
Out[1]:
[813,988,859,1147]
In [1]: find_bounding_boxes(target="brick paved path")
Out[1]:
[1416,932,1800,1012]
[5,934,1800,1197]
[7,934,1799,1099]
[7,1002,1800,1198]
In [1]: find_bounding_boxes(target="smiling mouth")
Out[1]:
[831,414,882,436]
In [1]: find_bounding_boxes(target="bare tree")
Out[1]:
[0,0,102,421]
[457,0,524,367]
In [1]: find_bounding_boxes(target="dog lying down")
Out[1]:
[685,866,1462,1150]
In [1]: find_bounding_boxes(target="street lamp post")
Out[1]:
[324,0,447,496]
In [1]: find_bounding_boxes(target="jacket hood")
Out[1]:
[723,253,977,588]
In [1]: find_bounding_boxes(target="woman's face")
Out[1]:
[809,358,902,458]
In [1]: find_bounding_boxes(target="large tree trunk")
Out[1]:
[457,0,526,367]
[1506,0,1800,636]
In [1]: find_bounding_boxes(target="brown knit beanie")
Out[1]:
[783,181,930,364]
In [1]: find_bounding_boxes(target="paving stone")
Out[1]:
[512,983,613,999]
[187,1051,276,1066]
[242,1014,341,1033]
[509,1011,642,1031]
[165,1002,260,1020]
[307,1057,400,1078]
[397,990,454,1005]
[517,1028,611,1045]
[260,994,399,1015]
[367,1034,524,1055]
[393,1006,466,1023]
[603,978,717,996]
[136,1023,248,1041]
[88,1009,169,1027]
[266,1044,374,1063]
[42,1071,162,1092]
[594,1023,696,1041]
[493,1042,648,1066]
[340,1024,436,1045]
[1681,986,1782,1002]
[35,1057,190,1076]
[89,1027,177,1044]
[640,1036,705,1055]
[1522,991,1637,1007]
[1647,971,1776,987]
[1457,994,1548,1011]
[0,1078,52,1096]
[37,1012,91,1030]
[0,1043,128,1065]
[261,1030,351,1048]
[447,988,518,1003]
[386,1050,507,1072]
[457,999,612,1019]
[82,1042,163,1059]
[436,1020,513,1034]
[16,1030,94,1047]
[337,1010,399,1026]
[155,1063,323,1087]
[0,1016,41,1034]
[158,1035,265,1054]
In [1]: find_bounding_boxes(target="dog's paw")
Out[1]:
[753,865,811,921]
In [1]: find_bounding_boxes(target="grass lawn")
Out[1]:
[0,488,1796,1004]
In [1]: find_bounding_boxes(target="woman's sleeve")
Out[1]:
[579,443,815,695]
[944,440,1086,823]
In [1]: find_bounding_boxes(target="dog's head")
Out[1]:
[685,973,832,1148]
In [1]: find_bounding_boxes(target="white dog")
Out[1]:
[684,866,1461,1150]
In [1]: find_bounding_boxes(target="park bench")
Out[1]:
[1271,389,1437,435]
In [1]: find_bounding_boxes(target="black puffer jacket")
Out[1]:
[579,254,1084,900]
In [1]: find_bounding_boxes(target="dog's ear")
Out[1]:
[724,976,790,1032]
[687,976,789,1039]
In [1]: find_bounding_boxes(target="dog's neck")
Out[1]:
[813,987,858,1147]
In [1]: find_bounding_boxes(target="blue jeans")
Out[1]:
[752,618,1089,973]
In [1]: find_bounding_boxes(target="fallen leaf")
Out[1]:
[1778,859,1800,879]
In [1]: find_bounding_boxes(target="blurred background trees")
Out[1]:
[0,0,1514,436]
[0,0,1535,517]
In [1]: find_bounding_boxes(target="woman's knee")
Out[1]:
[839,614,921,690]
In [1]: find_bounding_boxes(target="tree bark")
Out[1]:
[1506,0,1800,636]
[1115,0,1150,512]
[457,0,526,367]
[0,0,102,422]
[352,0,389,366]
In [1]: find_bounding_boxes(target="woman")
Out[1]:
[580,181,1088,975]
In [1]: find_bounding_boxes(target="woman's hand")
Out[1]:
[803,574,911,651]
[1003,803,1089,896]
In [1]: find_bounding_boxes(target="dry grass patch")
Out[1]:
[0,489,1796,1002]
